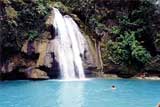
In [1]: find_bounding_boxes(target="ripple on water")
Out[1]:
[0,79,160,107]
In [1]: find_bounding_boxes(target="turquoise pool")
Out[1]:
[0,79,160,107]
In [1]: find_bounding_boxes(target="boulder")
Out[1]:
[21,39,51,67]
[36,40,49,67]
[46,15,54,27]
[25,68,49,80]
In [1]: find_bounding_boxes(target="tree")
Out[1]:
[0,0,51,62]
[107,31,151,73]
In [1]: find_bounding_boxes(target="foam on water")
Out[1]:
[52,8,87,79]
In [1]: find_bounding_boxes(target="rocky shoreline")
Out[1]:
[102,74,160,80]
[134,76,160,80]
[1,71,160,81]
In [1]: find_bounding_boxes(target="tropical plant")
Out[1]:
[107,31,151,73]
[0,0,52,62]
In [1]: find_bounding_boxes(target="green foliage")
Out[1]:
[107,40,129,65]
[28,31,38,41]
[1,0,159,75]
[0,0,52,50]
[36,0,52,16]
[111,26,121,35]
[53,2,70,13]
[0,0,52,63]
[107,31,151,71]
[103,0,159,73]
[59,0,106,38]
[58,0,159,73]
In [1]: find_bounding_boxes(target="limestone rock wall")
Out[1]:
[0,9,99,80]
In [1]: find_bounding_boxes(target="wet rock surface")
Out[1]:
[0,8,99,80]
[25,68,49,80]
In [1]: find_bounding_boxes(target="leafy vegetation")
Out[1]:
[0,0,52,61]
[58,0,160,74]
[107,31,151,73]
[106,1,160,73]
[0,0,160,76]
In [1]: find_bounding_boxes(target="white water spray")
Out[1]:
[52,8,86,79]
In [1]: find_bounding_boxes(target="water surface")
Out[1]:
[0,79,160,107]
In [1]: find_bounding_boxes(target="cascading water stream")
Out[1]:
[52,8,86,79]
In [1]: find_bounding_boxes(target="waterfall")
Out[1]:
[52,8,86,79]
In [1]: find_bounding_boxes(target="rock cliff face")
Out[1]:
[70,14,100,75]
[57,0,160,77]
[0,39,49,80]
[0,12,98,80]
[1,0,159,80]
